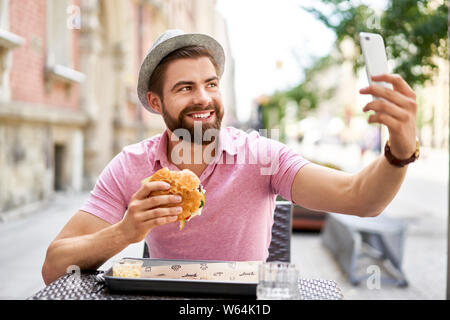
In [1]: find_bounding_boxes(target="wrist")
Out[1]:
[113,222,134,246]
[384,138,420,168]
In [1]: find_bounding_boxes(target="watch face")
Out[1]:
[414,139,420,159]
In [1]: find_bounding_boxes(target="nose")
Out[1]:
[192,87,212,107]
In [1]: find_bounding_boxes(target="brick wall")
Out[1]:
[8,0,80,111]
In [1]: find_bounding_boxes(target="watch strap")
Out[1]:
[384,138,420,168]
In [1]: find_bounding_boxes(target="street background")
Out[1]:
[0,144,447,300]
[0,0,448,300]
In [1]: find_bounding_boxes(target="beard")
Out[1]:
[161,101,224,145]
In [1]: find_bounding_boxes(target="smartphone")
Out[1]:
[359,32,393,99]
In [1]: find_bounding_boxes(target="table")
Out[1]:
[28,271,344,300]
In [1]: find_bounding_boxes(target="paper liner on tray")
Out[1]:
[140,261,260,282]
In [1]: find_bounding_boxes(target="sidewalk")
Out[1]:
[0,192,144,299]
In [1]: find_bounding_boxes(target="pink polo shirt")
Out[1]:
[80,127,310,261]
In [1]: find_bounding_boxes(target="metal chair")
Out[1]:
[143,201,293,262]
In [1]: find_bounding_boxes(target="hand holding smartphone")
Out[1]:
[359,32,393,100]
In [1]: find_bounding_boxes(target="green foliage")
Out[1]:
[260,91,287,135]
[260,54,334,130]
[286,55,335,118]
[259,0,447,133]
[301,0,448,88]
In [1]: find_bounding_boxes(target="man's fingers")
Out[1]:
[363,99,409,122]
[141,194,182,210]
[133,181,171,200]
[145,215,179,229]
[141,208,180,228]
[371,74,416,99]
[139,206,182,221]
[359,85,415,112]
[367,112,398,132]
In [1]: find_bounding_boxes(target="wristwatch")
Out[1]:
[384,137,420,168]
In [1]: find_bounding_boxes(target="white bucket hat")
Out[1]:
[137,29,225,114]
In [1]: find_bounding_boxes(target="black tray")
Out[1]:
[103,258,257,297]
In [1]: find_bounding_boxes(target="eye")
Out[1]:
[179,86,191,92]
[207,82,218,88]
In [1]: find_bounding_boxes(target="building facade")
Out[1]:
[0,0,236,217]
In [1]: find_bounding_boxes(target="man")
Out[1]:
[42,30,419,285]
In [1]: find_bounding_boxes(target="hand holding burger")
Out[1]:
[142,167,206,230]
[118,179,181,244]
[118,167,206,244]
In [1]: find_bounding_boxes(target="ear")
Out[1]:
[147,91,162,113]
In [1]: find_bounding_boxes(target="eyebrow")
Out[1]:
[170,76,219,92]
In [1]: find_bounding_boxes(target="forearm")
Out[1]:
[352,155,408,217]
[42,223,129,285]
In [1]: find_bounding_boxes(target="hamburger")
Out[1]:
[141,167,206,230]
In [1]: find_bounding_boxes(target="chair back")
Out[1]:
[143,201,293,262]
[267,201,293,262]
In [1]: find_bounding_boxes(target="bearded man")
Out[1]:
[42,30,419,285]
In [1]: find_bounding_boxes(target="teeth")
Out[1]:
[192,112,211,119]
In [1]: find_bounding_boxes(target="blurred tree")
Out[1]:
[301,0,449,88]
[259,0,447,138]
[259,55,334,136]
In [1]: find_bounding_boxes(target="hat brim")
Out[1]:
[137,33,225,114]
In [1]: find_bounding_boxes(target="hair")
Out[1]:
[147,45,220,100]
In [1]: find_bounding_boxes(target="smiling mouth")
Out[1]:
[186,111,215,121]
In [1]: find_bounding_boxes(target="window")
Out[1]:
[0,0,25,101]
[45,0,84,88]
[0,0,8,29]
[47,0,71,67]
